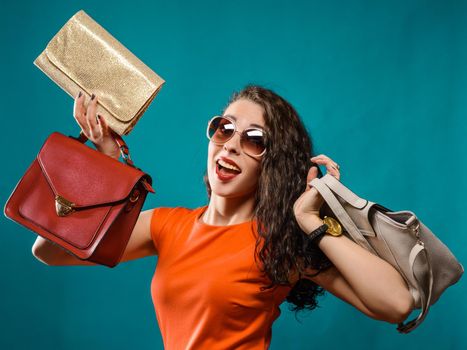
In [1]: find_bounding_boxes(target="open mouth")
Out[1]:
[216,159,241,179]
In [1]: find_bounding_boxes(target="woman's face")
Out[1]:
[207,99,266,199]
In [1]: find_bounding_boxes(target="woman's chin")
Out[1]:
[207,172,257,200]
[209,185,256,200]
[210,188,240,199]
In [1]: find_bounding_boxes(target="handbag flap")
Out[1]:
[43,10,164,123]
[37,132,146,208]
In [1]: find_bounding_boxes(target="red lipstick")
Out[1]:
[216,157,241,181]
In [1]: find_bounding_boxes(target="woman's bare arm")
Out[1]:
[300,215,413,324]
[32,209,157,266]
[293,155,413,324]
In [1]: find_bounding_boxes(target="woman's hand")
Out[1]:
[73,91,120,159]
[293,154,341,234]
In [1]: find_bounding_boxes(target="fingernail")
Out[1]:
[91,93,95,100]
[97,114,101,120]
[78,91,82,98]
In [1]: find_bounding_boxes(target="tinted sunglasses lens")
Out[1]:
[208,117,235,143]
[243,129,266,156]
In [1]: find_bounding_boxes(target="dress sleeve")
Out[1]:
[150,206,195,256]
[150,207,174,255]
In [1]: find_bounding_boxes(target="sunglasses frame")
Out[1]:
[206,115,267,157]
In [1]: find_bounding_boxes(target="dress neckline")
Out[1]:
[195,206,256,228]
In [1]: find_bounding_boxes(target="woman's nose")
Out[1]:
[223,131,241,154]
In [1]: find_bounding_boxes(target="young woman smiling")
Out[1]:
[31,85,413,349]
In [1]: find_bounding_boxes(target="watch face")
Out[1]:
[323,216,342,236]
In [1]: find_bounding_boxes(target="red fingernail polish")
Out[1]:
[78,91,82,98]
[91,93,95,100]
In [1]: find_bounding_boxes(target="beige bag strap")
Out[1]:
[310,175,434,333]
[397,244,434,333]
[309,177,375,253]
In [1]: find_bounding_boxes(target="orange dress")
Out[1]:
[150,206,294,350]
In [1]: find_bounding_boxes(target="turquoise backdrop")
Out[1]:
[1,1,466,349]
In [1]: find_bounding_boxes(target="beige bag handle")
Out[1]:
[309,174,433,333]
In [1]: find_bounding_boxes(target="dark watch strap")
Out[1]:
[307,224,328,244]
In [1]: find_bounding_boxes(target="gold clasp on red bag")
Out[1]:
[130,189,140,203]
[124,189,140,212]
[55,195,75,217]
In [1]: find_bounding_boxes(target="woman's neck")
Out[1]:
[201,194,256,226]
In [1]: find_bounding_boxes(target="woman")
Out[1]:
[32,85,414,349]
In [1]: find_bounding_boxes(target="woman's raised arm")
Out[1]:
[293,155,413,324]
[305,228,413,324]
[32,209,157,266]
[32,92,157,266]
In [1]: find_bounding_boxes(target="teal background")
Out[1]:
[1,0,466,349]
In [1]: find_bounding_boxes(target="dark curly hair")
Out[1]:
[203,84,332,316]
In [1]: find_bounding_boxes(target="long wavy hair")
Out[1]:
[203,85,332,315]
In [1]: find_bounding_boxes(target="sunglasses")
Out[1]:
[206,115,267,157]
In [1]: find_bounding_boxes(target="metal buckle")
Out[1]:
[129,189,140,203]
[55,195,75,217]
[411,221,421,238]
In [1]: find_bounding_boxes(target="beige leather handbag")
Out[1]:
[310,174,464,333]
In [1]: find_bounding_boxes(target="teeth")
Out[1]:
[218,159,241,172]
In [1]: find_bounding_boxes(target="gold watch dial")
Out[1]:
[323,216,342,236]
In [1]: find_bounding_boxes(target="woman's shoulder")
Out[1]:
[151,205,206,223]
[150,205,207,249]
[151,205,206,213]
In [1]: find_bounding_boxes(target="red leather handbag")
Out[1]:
[4,131,155,267]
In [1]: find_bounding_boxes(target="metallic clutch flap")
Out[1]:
[34,10,165,135]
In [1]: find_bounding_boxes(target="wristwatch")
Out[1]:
[307,216,342,245]
[322,216,342,237]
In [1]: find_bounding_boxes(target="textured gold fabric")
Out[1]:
[34,10,165,135]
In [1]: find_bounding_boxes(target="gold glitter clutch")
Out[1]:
[34,10,165,135]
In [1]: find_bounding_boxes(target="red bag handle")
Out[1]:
[74,130,137,169]
[71,131,155,193]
